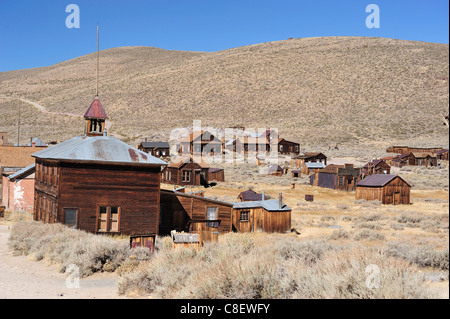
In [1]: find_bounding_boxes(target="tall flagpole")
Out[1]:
[96,24,99,97]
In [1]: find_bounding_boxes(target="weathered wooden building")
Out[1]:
[32,96,167,239]
[159,188,233,237]
[267,164,283,176]
[273,138,300,155]
[406,152,438,167]
[310,164,361,191]
[237,189,269,202]
[161,156,210,187]
[228,136,271,154]
[178,131,222,156]
[291,152,327,168]
[356,174,411,205]
[208,168,225,182]
[138,141,170,158]
[232,194,291,233]
[436,149,449,161]
[386,146,444,155]
[361,159,391,176]
[299,162,326,175]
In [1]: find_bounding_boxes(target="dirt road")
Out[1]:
[0,225,121,299]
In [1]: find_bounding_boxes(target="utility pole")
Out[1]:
[17,103,20,146]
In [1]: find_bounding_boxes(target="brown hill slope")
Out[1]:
[0,37,448,149]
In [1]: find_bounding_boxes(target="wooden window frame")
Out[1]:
[182,170,190,183]
[96,205,121,233]
[338,176,344,186]
[240,211,250,222]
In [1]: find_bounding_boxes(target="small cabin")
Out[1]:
[267,164,283,176]
[237,189,269,202]
[159,189,233,237]
[356,174,411,205]
[178,131,222,156]
[138,141,170,158]
[232,194,291,233]
[361,159,391,176]
[208,168,225,182]
[310,164,361,191]
[406,152,438,167]
[161,156,211,187]
[291,152,327,168]
[274,138,300,155]
[300,162,326,175]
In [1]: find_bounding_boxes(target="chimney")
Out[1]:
[279,192,283,209]
[31,141,35,148]
[145,137,148,142]
[261,190,265,201]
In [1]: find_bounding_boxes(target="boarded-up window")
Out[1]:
[207,207,218,220]
[64,208,77,229]
[97,206,120,232]
[110,206,120,232]
[98,206,108,231]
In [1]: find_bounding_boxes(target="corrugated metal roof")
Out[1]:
[8,163,35,181]
[31,136,167,166]
[356,174,410,187]
[140,142,170,148]
[83,97,108,119]
[233,199,291,212]
[304,162,326,169]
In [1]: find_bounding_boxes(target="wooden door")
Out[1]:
[394,192,400,205]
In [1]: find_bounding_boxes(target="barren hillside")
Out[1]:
[0,37,448,150]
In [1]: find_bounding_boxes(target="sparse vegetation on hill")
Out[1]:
[0,37,448,150]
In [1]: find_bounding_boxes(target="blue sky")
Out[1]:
[0,0,448,72]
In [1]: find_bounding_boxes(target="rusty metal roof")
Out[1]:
[356,174,411,187]
[31,135,167,166]
[83,96,108,119]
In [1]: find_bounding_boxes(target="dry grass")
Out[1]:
[7,221,152,277]
[117,232,436,299]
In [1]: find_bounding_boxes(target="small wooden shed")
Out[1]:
[232,194,291,233]
[356,174,411,205]
[361,159,391,176]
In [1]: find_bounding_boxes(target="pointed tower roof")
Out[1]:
[84,96,108,119]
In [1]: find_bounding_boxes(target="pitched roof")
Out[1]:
[83,96,108,119]
[140,141,170,149]
[320,164,344,174]
[31,136,166,166]
[8,163,35,181]
[167,155,210,168]
[0,146,47,168]
[180,131,221,144]
[411,152,436,158]
[303,162,326,169]
[267,164,282,174]
[208,168,223,173]
[238,189,269,201]
[293,152,326,159]
[356,174,411,187]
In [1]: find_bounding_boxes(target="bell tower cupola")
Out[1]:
[84,96,108,136]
